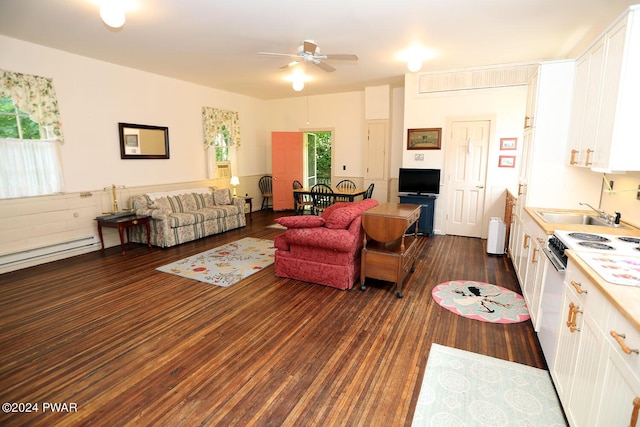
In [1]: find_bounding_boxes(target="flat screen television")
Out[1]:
[398,168,440,195]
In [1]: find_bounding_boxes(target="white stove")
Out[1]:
[549,230,640,287]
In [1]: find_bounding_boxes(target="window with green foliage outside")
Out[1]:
[0,96,41,139]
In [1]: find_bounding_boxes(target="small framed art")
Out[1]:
[500,137,517,150]
[498,155,516,168]
[407,128,441,150]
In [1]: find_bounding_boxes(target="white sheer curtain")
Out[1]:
[0,138,64,198]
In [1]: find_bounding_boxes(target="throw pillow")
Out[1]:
[213,188,231,205]
[276,216,326,228]
[325,206,361,229]
[321,202,352,221]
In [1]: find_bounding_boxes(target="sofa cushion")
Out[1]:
[151,197,173,213]
[276,216,325,228]
[321,202,352,222]
[325,205,361,229]
[213,188,231,205]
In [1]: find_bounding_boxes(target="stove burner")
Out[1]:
[568,232,610,242]
[617,236,640,244]
[577,242,615,250]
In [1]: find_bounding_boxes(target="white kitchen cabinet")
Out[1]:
[552,258,640,427]
[567,5,640,171]
[593,308,640,426]
[566,39,605,167]
[518,211,548,331]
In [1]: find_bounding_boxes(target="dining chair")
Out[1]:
[293,180,314,215]
[335,179,356,202]
[310,183,334,215]
[259,175,273,210]
[364,182,375,199]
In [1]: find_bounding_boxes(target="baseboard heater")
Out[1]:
[0,236,99,270]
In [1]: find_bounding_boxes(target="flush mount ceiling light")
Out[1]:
[397,45,436,73]
[100,0,126,29]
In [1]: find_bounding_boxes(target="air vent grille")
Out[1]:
[418,64,538,93]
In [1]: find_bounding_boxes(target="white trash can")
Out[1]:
[487,217,506,255]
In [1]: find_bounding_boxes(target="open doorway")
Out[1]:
[304,131,332,186]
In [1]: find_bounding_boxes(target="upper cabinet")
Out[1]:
[566,6,640,171]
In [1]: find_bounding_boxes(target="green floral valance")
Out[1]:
[0,69,64,141]
[202,107,241,148]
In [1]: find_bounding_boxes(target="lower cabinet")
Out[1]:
[398,194,436,236]
[552,258,640,427]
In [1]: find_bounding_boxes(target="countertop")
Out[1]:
[522,206,640,332]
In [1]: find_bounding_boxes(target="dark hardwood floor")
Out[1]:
[0,210,546,426]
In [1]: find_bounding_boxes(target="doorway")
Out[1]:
[445,119,491,237]
[304,131,332,186]
[271,130,332,211]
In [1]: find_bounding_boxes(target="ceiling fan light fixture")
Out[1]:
[100,0,126,29]
[407,58,423,72]
[292,78,305,92]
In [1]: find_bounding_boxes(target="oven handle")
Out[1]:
[542,247,566,272]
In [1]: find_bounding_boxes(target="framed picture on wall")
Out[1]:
[498,155,516,168]
[407,128,441,150]
[500,137,517,150]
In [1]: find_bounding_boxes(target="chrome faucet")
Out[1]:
[579,201,606,218]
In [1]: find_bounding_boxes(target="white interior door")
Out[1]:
[445,120,491,237]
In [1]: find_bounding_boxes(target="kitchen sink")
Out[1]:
[534,211,627,228]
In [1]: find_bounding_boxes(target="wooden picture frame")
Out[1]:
[498,155,516,168]
[407,128,441,150]
[500,137,517,150]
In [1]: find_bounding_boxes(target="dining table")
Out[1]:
[293,186,367,202]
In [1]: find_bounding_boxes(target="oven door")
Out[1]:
[537,246,565,368]
[542,246,566,272]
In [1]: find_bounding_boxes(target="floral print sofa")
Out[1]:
[128,187,246,248]
[273,198,379,290]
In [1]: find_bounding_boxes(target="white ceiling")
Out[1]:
[0,0,638,100]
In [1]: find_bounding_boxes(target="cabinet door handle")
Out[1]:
[631,397,640,427]
[585,148,594,166]
[518,183,523,196]
[523,234,530,249]
[531,247,538,264]
[567,302,581,333]
[570,280,588,295]
[610,330,640,355]
[570,149,579,165]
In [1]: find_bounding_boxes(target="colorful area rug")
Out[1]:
[432,280,530,323]
[157,237,275,287]
[412,344,565,427]
[266,223,287,229]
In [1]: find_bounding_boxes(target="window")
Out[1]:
[0,69,65,199]
[0,97,41,139]
[202,107,241,179]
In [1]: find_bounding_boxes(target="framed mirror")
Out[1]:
[119,122,170,159]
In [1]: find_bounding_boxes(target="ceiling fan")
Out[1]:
[259,40,358,73]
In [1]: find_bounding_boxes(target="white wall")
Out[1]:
[263,91,365,180]
[0,35,266,191]
[600,171,640,228]
[403,73,527,236]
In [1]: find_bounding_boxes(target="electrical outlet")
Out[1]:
[609,180,614,190]
[637,185,640,200]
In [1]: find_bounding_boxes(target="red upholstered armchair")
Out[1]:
[274,198,379,290]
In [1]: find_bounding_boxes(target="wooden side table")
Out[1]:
[360,203,421,298]
[239,196,253,220]
[96,214,151,255]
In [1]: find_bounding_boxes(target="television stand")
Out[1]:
[398,194,436,236]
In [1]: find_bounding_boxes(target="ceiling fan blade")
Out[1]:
[303,40,318,54]
[314,60,336,73]
[258,52,301,58]
[324,54,359,61]
[278,59,301,69]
